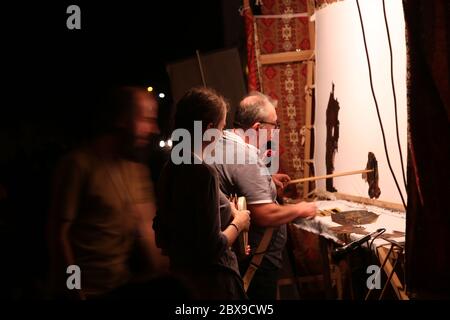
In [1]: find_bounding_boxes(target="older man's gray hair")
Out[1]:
[234,92,277,129]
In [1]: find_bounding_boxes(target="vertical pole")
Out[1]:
[303,0,316,198]
[196,50,207,87]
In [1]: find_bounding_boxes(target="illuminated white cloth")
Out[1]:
[293,200,405,252]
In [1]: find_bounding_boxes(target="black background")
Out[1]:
[0,0,245,298]
[2,1,234,142]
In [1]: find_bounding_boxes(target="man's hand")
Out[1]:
[295,201,317,219]
[233,209,251,232]
[272,173,291,190]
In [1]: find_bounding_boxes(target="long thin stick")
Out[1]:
[196,50,207,87]
[287,169,373,185]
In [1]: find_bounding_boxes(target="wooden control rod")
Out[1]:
[287,169,373,185]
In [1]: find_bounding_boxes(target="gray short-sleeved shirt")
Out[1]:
[208,131,287,269]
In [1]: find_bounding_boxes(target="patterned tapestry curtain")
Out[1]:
[244,0,311,194]
[243,1,260,92]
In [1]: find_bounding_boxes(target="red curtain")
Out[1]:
[404,0,450,299]
[243,2,259,92]
[255,1,310,188]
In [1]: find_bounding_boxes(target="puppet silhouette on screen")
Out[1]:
[325,82,340,192]
[363,152,381,199]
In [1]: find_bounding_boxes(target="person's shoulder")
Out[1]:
[58,146,92,170]
[222,132,254,156]
[187,162,219,187]
[168,158,215,177]
[223,131,243,146]
[193,161,217,177]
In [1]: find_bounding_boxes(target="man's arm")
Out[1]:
[47,219,86,299]
[132,163,170,273]
[221,159,316,228]
[47,154,85,299]
[135,202,170,273]
[248,201,316,227]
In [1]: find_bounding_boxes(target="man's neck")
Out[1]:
[92,133,126,159]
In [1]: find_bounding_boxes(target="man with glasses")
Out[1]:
[209,92,316,299]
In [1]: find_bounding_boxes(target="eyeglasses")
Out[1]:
[259,121,281,129]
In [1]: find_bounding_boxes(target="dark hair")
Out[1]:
[174,87,228,135]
